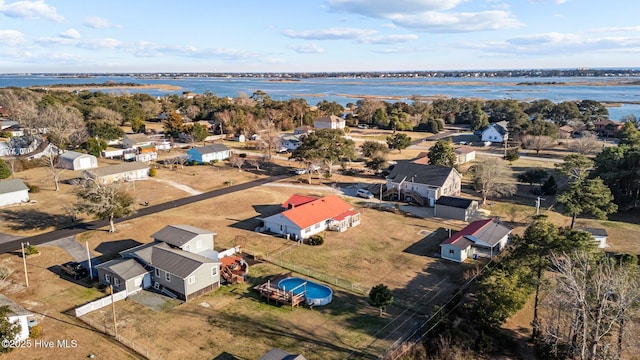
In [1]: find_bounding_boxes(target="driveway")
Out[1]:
[44,236,88,262]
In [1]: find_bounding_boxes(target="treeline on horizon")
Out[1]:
[8,68,640,79]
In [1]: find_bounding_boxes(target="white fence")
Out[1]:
[218,246,241,259]
[74,291,127,317]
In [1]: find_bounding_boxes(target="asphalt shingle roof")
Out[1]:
[387,162,458,188]
[189,144,230,154]
[96,258,149,280]
[0,179,28,194]
[151,225,215,247]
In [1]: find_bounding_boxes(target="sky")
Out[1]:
[1,0,639,73]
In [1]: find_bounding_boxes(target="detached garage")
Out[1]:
[58,151,98,170]
[434,196,479,222]
[0,179,29,207]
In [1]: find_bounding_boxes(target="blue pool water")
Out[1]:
[278,277,333,306]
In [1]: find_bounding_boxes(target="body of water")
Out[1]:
[2,74,639,120]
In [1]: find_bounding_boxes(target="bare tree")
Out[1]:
[88,106,123,125]
[0,89,40,131]
[469,157,516,203]
[141,100,162,120]
[74,177,135,233]
[567,132,601,155]
[541,251,640,360]
[42,154,64,191]
[39,104,87,149]
[229,153,245,171]
[522,135,556,155]
[215,110,232,136]
[256,119,281,161]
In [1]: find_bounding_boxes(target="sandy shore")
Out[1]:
[29,83,182,92]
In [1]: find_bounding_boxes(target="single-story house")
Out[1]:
[454,146,476,164]
[385,162,462,207]
[280,134,304,151]
[57,151,98,170]
[578,227,608,249]
[0,179,29,207]
[262,194,360,239]
[558,125,575,139]
[84,162,149,184]
[293,125,314,135]
[314,115,345,130]
[0,294,33,342]
[95,258,151,296]
[122,133,154,149]
[481,122,508,143]
[101,147,127,159]
[151,224,217,259]
[440,218,512,262]
[434,196,479,222]
[186,144,230,164]
[259,348,307,360]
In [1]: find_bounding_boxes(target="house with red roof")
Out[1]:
[440,218,512,262]
[262,194,360,240]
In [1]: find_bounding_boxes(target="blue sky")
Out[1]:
[1,0,639,73]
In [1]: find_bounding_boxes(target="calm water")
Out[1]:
[1,74,639,120]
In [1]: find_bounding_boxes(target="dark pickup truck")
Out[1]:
[60,261,89,280]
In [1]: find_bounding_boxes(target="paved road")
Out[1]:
[0,174,287,254]
[476,150,564,163]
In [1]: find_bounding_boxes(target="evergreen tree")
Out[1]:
[369,284,394,316]
[427,139,456,167]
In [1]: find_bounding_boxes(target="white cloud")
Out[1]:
[326,0,462,18]
[83,16,120,29]
[0,29,25,45]
[283,27,377,40]
[358,34,418,44]
[529,0,567,4]
[0,0,63,22]
[59,28,80,39]
[289,43,325,54]
[390,10,523,32]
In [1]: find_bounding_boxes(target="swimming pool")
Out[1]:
[278,277,333,306]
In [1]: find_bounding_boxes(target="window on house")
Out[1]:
[114,278,120,286]
[211,267,217,277]
[134,278,142,287]
[314,223,321,229]
[105,274,111,282]
[304,227,311,233]
[165,272,171,282]
[155,268,159,277]
[188,276,195,285]
[183,244,191,252]
[449,249,455,255]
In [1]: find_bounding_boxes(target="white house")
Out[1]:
[57,151,98,170]
[314,115,345,130]
[0,179,29,207]
[84,162,149,184]
[262,194,360,240]
[578,227,608,249]
[186,144,230,164]
[385,162,462,207]
[280,134,304,151]
[454,146,476,164]
[440,218,512,262]
[122,133,154,149]
[0,294,33,342]
[481,122,508,143]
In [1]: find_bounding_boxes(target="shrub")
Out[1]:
[307,235,324,246]
[29,324,42,338]
[212,159,219,163]
[239,153,247,158]
[26,183,40,193]
[24,245,39,255]
[504,148,520,162]
[148,168,158,177]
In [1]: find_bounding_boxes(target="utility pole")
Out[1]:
[21,242,29,288]
[86,241,93,281]
[535,196,545,215]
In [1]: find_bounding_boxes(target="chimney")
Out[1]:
[288,203,294,209]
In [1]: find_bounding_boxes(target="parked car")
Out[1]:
[356,189,374,199]
[61,261,89,280]
[293,168,307,175]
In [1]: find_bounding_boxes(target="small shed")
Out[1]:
[578,227,608,248]
[58,151,98,170]
[454,146,476,164]
[434,196,479,222]
[0,179,29,207]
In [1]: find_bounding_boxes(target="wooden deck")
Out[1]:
[253,274,305,309]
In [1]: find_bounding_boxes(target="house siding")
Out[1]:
[8,315,30,342]
[186,148,230,164]
[184,263,221,299]
[264,215,304,239]
[481,127,505,143]
[0,189,29,207]
[440,244,467,262]
[97,168,149,184]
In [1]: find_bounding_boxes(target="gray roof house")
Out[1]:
[385,162,462,207]
[481,121,508,143]
[259,348,307,360]
[0,179,29,207]
[149,245,221,301]
[95,258,151,296]
[84,162,149,184]
[578,227,609,249]
[434,196,480,222]
[186,144,231,164]
[151,224,217,259]
[0,294,33,342]
[440,218,512,262]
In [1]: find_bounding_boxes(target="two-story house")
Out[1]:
[385,162,462,207]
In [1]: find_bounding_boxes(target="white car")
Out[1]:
[293,168,307,175]
[356,189,374,199]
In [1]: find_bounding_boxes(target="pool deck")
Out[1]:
[254,273,305,309]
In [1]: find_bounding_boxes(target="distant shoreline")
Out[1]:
[27,83,182,92]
